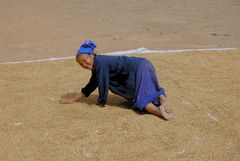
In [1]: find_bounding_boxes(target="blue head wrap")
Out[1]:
[76,40,97,56]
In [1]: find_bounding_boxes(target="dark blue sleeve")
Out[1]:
[81,71,98,97]
[96,64,109,105]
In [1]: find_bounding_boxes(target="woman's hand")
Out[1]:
[59,92,86,104]
[59,99,74,104]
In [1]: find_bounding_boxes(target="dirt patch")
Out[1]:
[1,50,239,160]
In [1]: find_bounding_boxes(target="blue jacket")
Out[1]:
[81,55,145,105]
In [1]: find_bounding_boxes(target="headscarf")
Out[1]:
[76,40,97,56]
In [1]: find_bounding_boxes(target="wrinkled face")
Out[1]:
[76,54,94,70]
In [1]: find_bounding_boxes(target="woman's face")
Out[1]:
[76,54,94,70]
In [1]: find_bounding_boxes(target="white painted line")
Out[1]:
[207,112,219,122]
[105,47,237,55]
[177,149,185,154]
[0,47,237,65]
[83,152,94,158]
[14,122,23,126]
[0,56,74,65]
[182,100,191,106]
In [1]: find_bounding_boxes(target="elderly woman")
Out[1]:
[60,40,173,120]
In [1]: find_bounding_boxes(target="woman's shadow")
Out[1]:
[60,92,145,115]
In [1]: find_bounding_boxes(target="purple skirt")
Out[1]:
[133,59,166,111]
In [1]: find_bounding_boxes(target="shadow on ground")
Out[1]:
[60,92,145,115]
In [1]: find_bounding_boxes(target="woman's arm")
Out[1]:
[59,71,98,104]
[96,63,109,106]
[59,92,86,104]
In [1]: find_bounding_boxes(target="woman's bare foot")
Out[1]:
[163,103,172,113]
[144,103,173,121]
[159,105,173,120]
[159,95,172,113]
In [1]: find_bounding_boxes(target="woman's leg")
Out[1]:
[144,103,173,120]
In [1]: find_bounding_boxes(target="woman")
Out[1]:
[59,40,173,120]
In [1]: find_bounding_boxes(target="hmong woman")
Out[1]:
[59,40,173,120]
